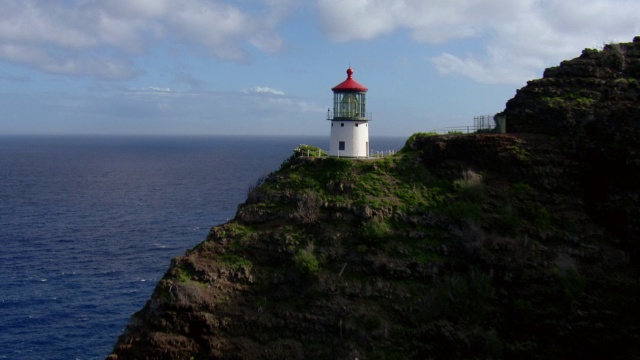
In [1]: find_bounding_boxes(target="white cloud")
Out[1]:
[316,0,640,84]
[316,0,530,43]
[245,86,286,96]
[0,0,290,79]
[129,87,171,93]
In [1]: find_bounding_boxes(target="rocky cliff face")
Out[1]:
[108,40,640,360]
[504,36,640,270]
[504,36,640,136]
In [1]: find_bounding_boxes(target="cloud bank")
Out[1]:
[0,0,290,79]
[316,0,640,84]
[1,0,639,86]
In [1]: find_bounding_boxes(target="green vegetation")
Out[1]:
[293,144,328,157]
[270,147,451,217]
[220,254,253,271]
[442,201,482,221]
[293,248,320,276]
[361,218,392,239]
[540,91,597,108]
[453,169,484,201]
[508,143,530,161]
[173,265,194,283]
[404,131,438,148]
[511,182,533,196]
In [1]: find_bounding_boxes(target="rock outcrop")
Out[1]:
[504,36,640,136]
[504,36,640,269]
[108,39,640,360]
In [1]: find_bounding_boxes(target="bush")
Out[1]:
[362,219,391,239]
[453,169,484,201]
[293,248,320,276]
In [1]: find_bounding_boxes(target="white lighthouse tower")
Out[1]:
[328,67,370,157]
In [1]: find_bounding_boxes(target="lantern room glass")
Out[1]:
[333,92,366,119]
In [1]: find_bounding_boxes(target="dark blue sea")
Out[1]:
[0,135,406,360]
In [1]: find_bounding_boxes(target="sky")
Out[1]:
[0,0,639,137]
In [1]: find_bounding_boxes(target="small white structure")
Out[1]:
[327,68,370,157]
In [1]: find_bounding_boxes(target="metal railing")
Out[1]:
[432,125,494,134]
[296,148,396,159]
[429,114,504,134]
[326,110,372,121]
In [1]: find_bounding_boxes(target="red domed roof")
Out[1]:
[331,67,368,92]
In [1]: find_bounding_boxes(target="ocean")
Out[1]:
[0,135,406,360]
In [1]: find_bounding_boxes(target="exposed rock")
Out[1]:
[504,36,640,268]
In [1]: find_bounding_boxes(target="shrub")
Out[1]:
[293,248,320,276]
[453,169,484,202]
[362,219,391,239]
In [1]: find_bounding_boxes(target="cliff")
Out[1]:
[108,39,640,360]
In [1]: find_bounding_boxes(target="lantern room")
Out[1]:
[329,67,369,120]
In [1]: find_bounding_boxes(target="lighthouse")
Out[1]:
[327,67,370,157]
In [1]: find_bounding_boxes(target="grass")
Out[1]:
[442,201,483,221]
[170,264,208,288]
[413,250,441,264]
[220,254,253,271]
[293,144,328,157]
[362,218,392,239]
[404,132,439,149]
[271,149,451,217]
[175,268,192,283]
[453,169,484,201]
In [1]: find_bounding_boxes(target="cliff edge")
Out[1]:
[108,38,640,360]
